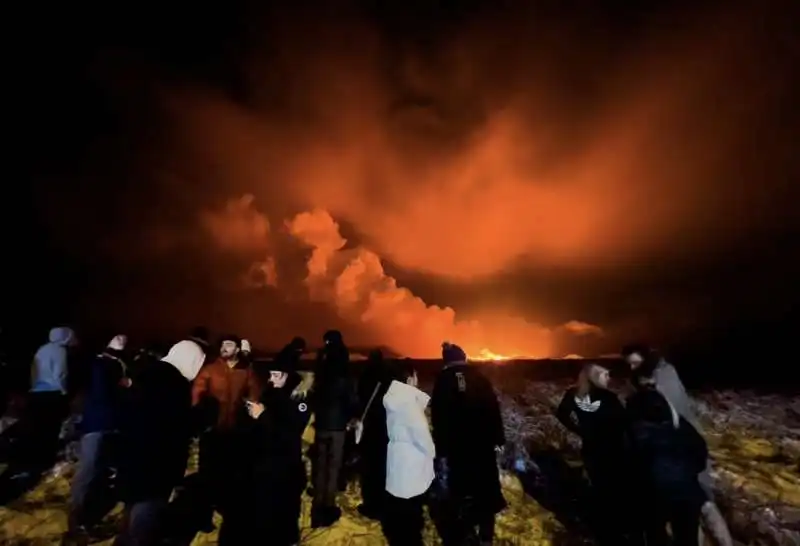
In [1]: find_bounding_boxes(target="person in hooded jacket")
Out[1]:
[114,339,206,546]
[622,344,733,546]
[556,363,629,545]
[218,355,313,546]
[354,349,394,520]
[10,326,76,479]
[191,335,260,531]
[65,335,131,541]
[381,359,436,546]
[310,329,358,528]
[626,360,710,546]
[430,342,506,546]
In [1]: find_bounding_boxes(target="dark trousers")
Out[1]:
[641,501,702,546]
[197,429,243,522]
[219,480,302,546]
[313,430,346,508]
[359,437,387,511]
[113,498,168,546]
[14,391,68,473]
[433,502,496,546]
[585,457,631,545]
[69,431,118,530]
[381,492,426,546]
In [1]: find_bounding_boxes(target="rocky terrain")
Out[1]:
[0,380,797,545]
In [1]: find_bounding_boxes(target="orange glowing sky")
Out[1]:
[18,2,798,357]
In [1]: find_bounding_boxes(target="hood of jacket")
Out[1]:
[49,327,75,346]
[384,380,430,414]
[162,340,206,381]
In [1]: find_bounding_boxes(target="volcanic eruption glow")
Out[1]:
[470,349,514,361]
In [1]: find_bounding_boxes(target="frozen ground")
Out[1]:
[0,381,797,545]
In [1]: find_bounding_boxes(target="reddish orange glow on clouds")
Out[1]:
[202,197,602,358]
[165,3,791,356]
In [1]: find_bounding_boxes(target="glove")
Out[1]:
[431,457,450,500]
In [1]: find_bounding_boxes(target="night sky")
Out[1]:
[7,1,800,367]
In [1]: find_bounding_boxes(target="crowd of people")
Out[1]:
[0,326,735,546]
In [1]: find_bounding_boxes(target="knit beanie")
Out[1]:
[442,342,467,364]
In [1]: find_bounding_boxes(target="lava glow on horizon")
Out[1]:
[470,348,515,362]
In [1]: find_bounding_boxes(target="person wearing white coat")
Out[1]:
[382,361,436,546]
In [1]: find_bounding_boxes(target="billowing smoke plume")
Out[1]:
[202,195,602,358]
[36,3,795,352]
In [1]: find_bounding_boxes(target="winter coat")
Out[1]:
[249,372,313,492]
[384,380,436,499]
[626,388,709,509]
[556,386,627,461]
[81,349,128,433]
[313,344,357,431]
[357,359,393,449]
[118,341,205,503]
[430,362,506,514]
[191,358,261,430]
[30,327,74,394]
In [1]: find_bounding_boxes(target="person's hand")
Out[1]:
[495,445,504,455]
[290,387,307,400]
[246,401,265,419]
[119,377,132,388]
[347,418,361,431]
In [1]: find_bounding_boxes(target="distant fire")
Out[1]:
[470,348,514,362]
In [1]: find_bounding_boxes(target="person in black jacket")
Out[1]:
[218,356,313,546]
[113,340,206,546]
[430,342,506,546]
[355,349,394,520]
[65,335,131,542]
[310,329,357,528]
[626,365,709,546]
[556,363,629,545]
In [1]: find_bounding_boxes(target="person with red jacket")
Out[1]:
[191,335,260,532]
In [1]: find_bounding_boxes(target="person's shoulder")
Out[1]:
[597,388,621,401]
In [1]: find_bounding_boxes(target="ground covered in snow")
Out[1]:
[0,380,797,545]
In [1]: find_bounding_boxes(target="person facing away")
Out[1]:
[355,348,394,520]
[31,326,75,395]
[191,334,260,531]
[114,339,206,546]
[622,344,733,546]
[11,326,76,479]
[626,362,710,546]
[430,342,507,546]
[310,329,358,528]
[381,359,436,546]
[218,352,314,546]
[556,363,629,545]
[65,335,131,541]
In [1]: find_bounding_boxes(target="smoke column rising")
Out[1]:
[47,2,795,352]
[202,196,602,357]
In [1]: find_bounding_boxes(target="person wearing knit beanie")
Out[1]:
[441,341,467,365]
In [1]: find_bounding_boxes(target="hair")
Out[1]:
[219,334,241,348]
[576,363,595,397]
[621,343,652,359]
[393,358,417,384]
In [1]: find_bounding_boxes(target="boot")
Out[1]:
[311,505,341,528]
[700,501,733,546]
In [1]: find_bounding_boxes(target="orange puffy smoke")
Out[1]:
[202,197,602,358]
[165,4,783,355]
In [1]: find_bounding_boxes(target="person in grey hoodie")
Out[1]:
[8,327,76,480]
[622,344,733,546]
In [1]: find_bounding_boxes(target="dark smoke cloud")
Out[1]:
[19,1,799,355]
